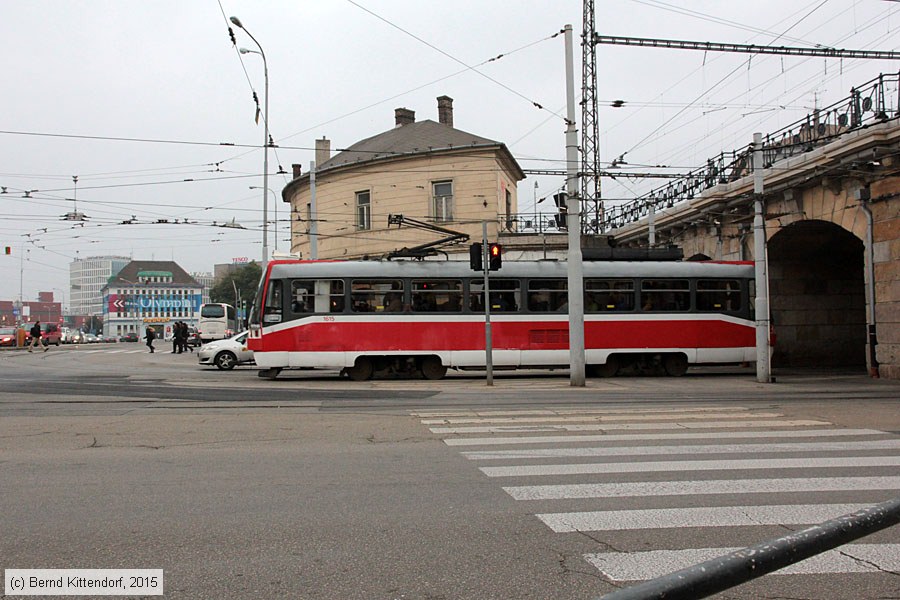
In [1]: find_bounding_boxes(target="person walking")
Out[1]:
[172,322,181,354]
[144,326,156,353]
[28,321,48,352]
[179,322,193,354]
[184,324,194,353]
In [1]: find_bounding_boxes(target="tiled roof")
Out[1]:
[108,261,199,286]
[318,120,506,172]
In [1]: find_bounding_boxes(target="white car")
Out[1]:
[198,331,254,370]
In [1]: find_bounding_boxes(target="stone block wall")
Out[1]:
[871,175,900,378]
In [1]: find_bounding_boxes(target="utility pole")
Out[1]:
[565,24,586,386]
[752,133,772,383]
[581,0,601,233]
[309,161,318,260]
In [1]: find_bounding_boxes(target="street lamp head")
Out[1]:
[229,16,243,28]
[239,47,253,55]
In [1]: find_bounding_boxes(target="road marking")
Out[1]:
[443,428,877,446]
[585,544,900,581]
[482,455,900,477]
[431,419,831,435]
[421,411,784,425]
[537,503,869,532]
[504,476,900,500]
[463,439,900,460]
[414,406,753,419]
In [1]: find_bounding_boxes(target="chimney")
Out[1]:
[315,137,331,166]
[292,163,302,179]
[437,95,453,127]
[394,107,415,127]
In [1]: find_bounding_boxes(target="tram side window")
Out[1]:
[640,279,690,312]
[528,279,568,312]
[697,279,741,312]
[263,279,283,323]
[469,279,520,312]
[290,279,345,314]
[412,280,462,312]
[585,279,635,312]
[351,280,401,312]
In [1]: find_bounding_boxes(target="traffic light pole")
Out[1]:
[482,221,494,386]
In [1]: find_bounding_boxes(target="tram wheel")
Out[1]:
[663,353,688,377]
[420,356,447,380]
[257,367,282,380]
[594,355,619,378]
[346,357,374,381]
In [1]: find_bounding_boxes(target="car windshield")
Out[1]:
[0,328,15,335]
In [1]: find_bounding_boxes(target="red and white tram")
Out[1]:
[247,259,757,380]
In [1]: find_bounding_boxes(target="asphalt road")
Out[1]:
[1,343,899,599]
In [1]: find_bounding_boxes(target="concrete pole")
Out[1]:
[752,132,772,383]
[262,57,269,267]
[309,160,318,260]
[564,24,586,386]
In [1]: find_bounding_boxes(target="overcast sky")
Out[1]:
[2,0,897,305]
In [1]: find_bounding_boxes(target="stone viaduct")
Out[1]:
[604,75,900,379]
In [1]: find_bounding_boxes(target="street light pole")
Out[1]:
[231,16,270,267]
[250,186,278,251]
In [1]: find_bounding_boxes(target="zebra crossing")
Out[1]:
[70,348,150,354]
[414,405,900,591]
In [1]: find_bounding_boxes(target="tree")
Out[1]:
[209,262,262,314]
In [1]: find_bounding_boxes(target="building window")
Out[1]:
[356,191,371,230]
[432,181,453,221]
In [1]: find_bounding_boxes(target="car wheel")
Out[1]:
[215,351,237,370]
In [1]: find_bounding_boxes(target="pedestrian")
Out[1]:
[144,326,156,353]
[175,321,184,354]
[180,322,193,353]
[172,322,181,354]
[28,320,48,352]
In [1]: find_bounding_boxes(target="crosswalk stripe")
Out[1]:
[464,439,900,460]
[503,476,900,500]
[537,503,869,532]
[443,428,880,446]
[585,544,900,581]
[421,411,783,425]
[482,456,900,477]
[413,406,753,418]
[431,419,831,435]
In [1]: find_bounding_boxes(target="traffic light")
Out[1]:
[469,243,483,271]
[488,243,502,271]
[4,246,10,255]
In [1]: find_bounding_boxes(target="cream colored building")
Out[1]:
[282,96,525,259]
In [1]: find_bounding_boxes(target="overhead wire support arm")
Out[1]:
[384,214,470,260]
[593,35,900,60]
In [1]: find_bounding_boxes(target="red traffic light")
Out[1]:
[488,243,502,271]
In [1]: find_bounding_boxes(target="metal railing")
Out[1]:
[597,71,900,232]
[596,496,900,600]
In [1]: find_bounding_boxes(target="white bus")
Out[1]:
[198,303,237,343]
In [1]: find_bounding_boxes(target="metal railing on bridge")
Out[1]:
[595,72,900,233]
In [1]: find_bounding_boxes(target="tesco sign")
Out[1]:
[232,257,250,264]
